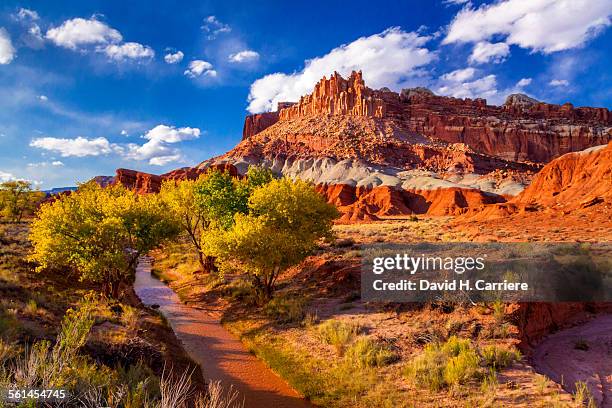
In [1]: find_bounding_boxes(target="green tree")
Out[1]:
[0,181,45,222]
[160,166,275,272]
[29,182,179,297]
[205,178,339,299]
[159,177,213,272]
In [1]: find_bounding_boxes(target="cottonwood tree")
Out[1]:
[205,178,339,299]
[0,181,45,222]
[29,182,179,297]
[160,166,274,272]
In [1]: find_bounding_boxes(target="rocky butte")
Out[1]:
[113,71,611,222]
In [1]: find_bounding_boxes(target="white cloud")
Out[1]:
[444,0,612,53]
[38,95,48,101]
[120,129,128,136]
[440,67,475,82]
[0,28,16,64]
[0,171,16,182]
[28,24,43,41]
[468,41,510,64]
[201,16,231,40]
[125,124,201,165]
[27,160,65,168]
[437,73,498,100]
[29,125,199,166]
[17,8,40,21]
[30,136,115,157]
[164,50,184,64]
[184,60,217,78]
[549,79,569,86]
[247,27,435,113]
[516,78,532,87]
[46,17,122,50]
[228,50,259,63]
[102,42,155,61]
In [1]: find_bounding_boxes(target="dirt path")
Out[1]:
[532,314,612,407]
[134,257,312,408]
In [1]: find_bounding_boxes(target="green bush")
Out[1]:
[480,345,521,369]
[264,296,305,323]
[344,337,398,368]
[316,320,360,354]
[405,336,519,391]
[443,348,481,386]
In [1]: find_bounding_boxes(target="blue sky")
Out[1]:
[0,0,611,189]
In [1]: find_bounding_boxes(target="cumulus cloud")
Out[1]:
[201,16,231,40]
[29,125,200,166]
[468,41,510,64]
[164,50,184,64]
[184,60,217,78]
[0,28,16,64]
[440,67,475,82]
[46,17,122,50]
[444,0,612,53]
[38,95,48,101]
[0,171,16,182]
[549,79,569,86]
[30,136,115,157]
[247,27,435,113]
[125,125,201,165]
[516,78,532,87]
[437,69,498,100]
[228,50,259,63]
[102,42,155,61]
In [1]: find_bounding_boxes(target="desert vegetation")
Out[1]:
[0,181,45,223]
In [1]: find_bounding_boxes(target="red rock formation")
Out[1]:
[279,71,385,120]
[114,163,239,194]
[316,183,505,221]
[241,72,611,164]
[514,142,612,210]
[114,168,162,194]
[243,111,279,140]
[511,302,612,349]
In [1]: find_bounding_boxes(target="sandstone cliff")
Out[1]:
[278,71,385,120]
[241,71,611,164]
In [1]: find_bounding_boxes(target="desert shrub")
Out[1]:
[0,338,18,362]
[443,348,481,386]
[404,343,448,391]
[264,296,305,324]
[574,381,597,408]
[480,345,521,369]
[491,300,505,323]
[316,320,360,354]
[23,299,38,316]
[121,305,140,332]
[405,336,518,391]
[344,337,398,368]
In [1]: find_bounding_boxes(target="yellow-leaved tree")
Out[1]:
[159,166,274,272]
[29,182,179,297]
[205,177,339,299]
[0,180,45,222]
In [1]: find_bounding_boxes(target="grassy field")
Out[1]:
[151,218,585,408]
